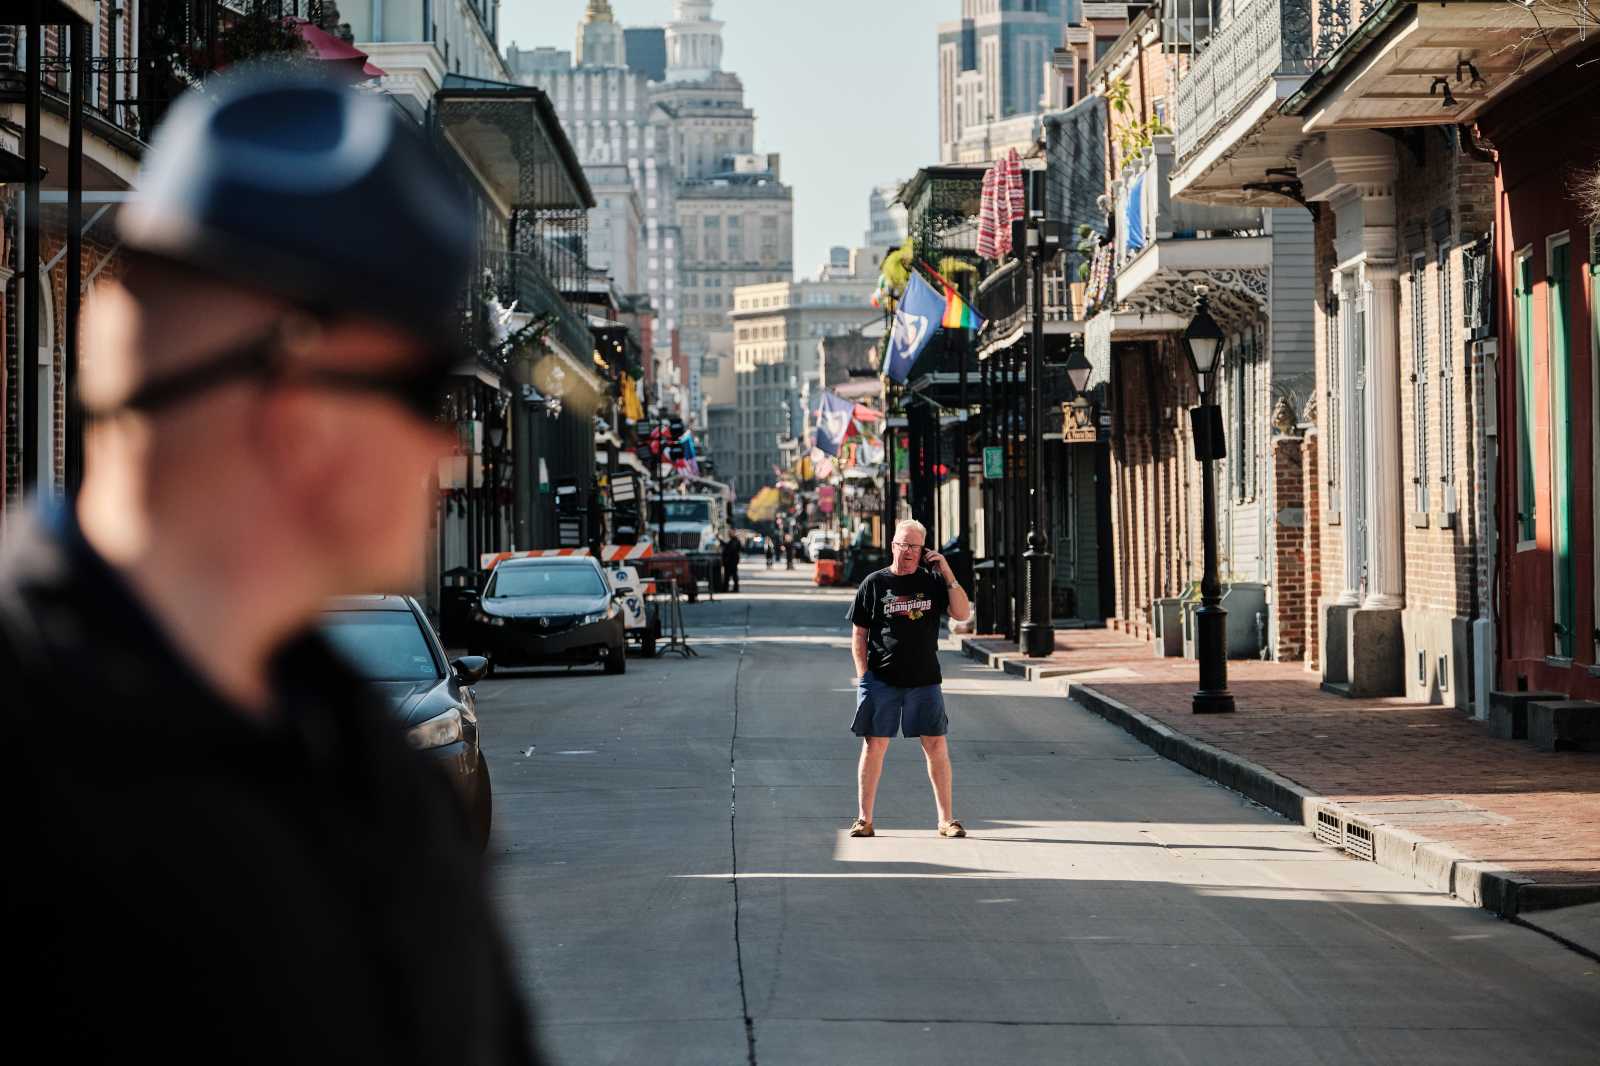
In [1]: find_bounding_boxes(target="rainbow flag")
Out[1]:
[941,284,983,331]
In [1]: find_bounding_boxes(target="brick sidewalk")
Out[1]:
[968,630,1600,891]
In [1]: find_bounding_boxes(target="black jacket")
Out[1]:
[0,506,540,1065]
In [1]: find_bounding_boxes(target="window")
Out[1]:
[1514,248,1537,546]
[1230,338,1247,501]
[1326,286,1341,515]
[1410,255,1430,513]
[1438,246,1457,513]
[1590,226,1600,662]
[1548,233,1575,658]
[321,611,441,682]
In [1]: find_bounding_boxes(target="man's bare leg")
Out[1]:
[920,735,954,825]
[857,737,890,823]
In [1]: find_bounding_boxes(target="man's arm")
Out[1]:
[922,550,972,623]
[852,624,870,678]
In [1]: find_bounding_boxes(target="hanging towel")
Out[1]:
[976,164,1000,260]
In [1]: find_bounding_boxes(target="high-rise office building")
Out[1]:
[936,0,1077,163]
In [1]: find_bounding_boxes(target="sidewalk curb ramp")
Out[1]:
[960,638,1600,957]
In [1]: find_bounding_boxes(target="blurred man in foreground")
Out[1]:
[0,74,540,1064]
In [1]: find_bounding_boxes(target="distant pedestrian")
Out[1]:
[720,534,742,593]
[765,538,776,568]
[784,535,796,570]
[847,519,972,839]
[0,73,541,1065]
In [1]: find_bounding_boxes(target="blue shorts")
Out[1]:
[852,672,948,738]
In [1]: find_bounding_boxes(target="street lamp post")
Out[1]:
[1020,176,1062,658]
[1182,291,1236,714]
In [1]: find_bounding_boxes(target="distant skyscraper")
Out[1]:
[510,0,793,444]
[666,0,724,82]
[624,27,668,82]
[576,0,627,68]
[936,0,1076,163]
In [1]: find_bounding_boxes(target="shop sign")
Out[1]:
[1061,400,1098,444]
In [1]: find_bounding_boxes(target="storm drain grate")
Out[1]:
[1313,809,1376,862]
[1343,821,1376,862]
[1314,809,1343,849]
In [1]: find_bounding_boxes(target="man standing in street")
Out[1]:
[847,519,972,838]
[0,74,540,1064]
[720,532,742,593]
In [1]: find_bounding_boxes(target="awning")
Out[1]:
[291,19,385,80]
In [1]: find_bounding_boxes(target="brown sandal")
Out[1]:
[938,820,966,838]
[849,818,875,837]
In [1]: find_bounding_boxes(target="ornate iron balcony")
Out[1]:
[1174,0,1364,164]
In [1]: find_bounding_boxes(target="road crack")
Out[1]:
[730,603,757,1065]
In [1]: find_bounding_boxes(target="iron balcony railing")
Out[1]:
[1174,0,1373,164]
[477,248,593,371]
[1111,136,1264,274]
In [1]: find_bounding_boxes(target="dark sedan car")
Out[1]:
[321,595,492,849]
[468,556,628,675]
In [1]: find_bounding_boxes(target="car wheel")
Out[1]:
[471,752,492,852]
[605,645,627,674]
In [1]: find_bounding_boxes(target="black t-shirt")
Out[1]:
[848,565,949,688]
[0,506,541,1066]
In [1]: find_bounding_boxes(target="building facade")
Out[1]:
[729,273,875,498]
[936,0,1077,163]
[348,0,510,109]
[1479,40,1600,705]
[2,3,141,514]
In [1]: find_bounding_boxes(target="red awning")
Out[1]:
[290,18,384,80]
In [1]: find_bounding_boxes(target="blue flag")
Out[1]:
[814,391,854,457]
[882,273,944,384]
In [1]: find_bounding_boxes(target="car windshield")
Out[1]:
[321,611,440,681]
[659,499,711,524]
[488,563,607,599]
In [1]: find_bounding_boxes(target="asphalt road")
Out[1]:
[475,565,1600,1066]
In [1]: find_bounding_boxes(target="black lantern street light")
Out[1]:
[1182,290,1236,715]
[1021,172,1063,658]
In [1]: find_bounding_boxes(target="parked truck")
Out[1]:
[649,477,735,598]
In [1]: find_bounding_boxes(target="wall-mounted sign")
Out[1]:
[1061,400,1098,444]
[982,446,1004,479]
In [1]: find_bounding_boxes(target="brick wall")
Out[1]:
[1273,435,1306,660]
[1108,337,1199,639]
[1393,134,1490,620]
[3,199,126,512]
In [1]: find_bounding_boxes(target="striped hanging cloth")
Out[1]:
[1004,148,1026,223]
[975,164,1000,260]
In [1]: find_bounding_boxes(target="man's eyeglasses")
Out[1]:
[110,323,450,423]
[891,541,924,551]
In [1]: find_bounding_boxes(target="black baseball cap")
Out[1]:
[118,69,475,358]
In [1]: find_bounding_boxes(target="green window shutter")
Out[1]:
[1550,242,1575,658]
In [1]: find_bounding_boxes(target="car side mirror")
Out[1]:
[451,655,489,685]
[614,587,635,597]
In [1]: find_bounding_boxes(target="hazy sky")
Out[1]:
[499,1,946,280]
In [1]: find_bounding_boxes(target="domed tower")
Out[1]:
[665,0,723,82]
[576,0,627,68]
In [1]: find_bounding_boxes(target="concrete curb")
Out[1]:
[958,638,1600,929]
